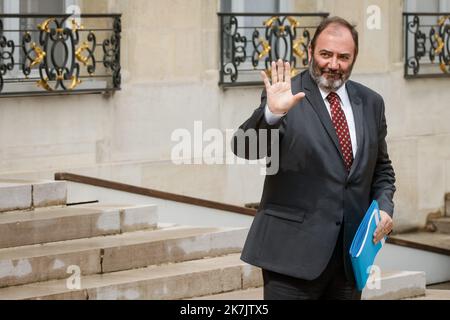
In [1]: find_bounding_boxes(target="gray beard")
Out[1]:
[308,57,352,92]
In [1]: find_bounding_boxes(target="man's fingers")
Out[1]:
[271,61,277,83]
[374,225,394,244]
[374,223,386,236]
[293,92,305,103]
[373,234,383,244]
[373,226,386,243]
[384,222,392,234]
[284,61,291,86]
[277,59,284,83]
[261,71,270,90]
[373,217,393,243]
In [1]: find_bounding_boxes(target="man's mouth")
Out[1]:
[322,71,342,79]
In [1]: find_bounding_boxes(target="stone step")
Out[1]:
[188,287,263,300]
[190,271,426,300]
[0,225,248,288]
[405,289,450,300]
[387,231,450,256]
[0,253,261,300]
[0,180,66,212]
[0,204,158,248]
[361,271,426,300]
[429,217,450,234]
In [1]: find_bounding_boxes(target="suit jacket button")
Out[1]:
[336,221,341,226]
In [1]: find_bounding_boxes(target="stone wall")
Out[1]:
[0,0,449,230]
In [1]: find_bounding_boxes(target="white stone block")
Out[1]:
[120,205,158,232]
[362,271,426,300]
[0,183,32,212]
[32,181,67,208]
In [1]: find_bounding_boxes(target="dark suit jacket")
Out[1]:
[232,70,396,283]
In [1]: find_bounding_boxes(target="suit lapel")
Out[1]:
[346,81,365,181]
[300,72,365,179]
[301,71,343,160]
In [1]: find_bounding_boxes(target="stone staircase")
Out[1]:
[0,179,260,299]
[190,271,427,300]
[0,179,433,300]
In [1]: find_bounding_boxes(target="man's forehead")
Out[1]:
[321,23,353,37]
[315,24,355,54]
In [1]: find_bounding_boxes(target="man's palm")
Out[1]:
[262,60,305,115]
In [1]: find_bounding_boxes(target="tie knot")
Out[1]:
[326,92,340,104]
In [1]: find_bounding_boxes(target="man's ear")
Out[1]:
[308,45,312,63]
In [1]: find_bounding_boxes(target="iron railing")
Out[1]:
[404,13,450,78]
[218,12,328,87]
[0,14,121,97]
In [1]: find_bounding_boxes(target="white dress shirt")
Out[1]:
[264,83,358,157]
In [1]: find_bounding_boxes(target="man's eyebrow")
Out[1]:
[318,49,352,57]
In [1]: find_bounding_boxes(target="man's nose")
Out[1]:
[329,56,339,70]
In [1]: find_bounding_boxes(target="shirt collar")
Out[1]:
[319,83,348,106]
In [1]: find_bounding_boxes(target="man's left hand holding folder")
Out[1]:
[373,210,393,244]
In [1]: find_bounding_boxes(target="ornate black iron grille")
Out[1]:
[218,12,328,87]
[0,14,121,97]
[404,13,450,78]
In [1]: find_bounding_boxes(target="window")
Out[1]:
[404,0,450,12]
[0,1,121,96]
[1,0,78,77]
[220,0,292,44]
[403,0,450,77]
[220,0,294,13]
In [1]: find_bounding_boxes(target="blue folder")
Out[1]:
[349,200,386,291]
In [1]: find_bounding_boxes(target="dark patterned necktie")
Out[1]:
[326,92,353,172]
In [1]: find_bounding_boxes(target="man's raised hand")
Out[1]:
[261,59,306,115]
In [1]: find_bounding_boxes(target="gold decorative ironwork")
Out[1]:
[257,38,271,60]
[30,42,46,68]
[436,16,449,73]
[263,66,299,78]
[69,75,82,89]
[37,70,82,91]
[264,16,278,28]
[437,15,450,26]
[71,18,84,32]
[405,13,450,77]
[290,68,299,77]
[37,18,54,33]
[287,16,300,31]
[220,13,327,86]
[75,42,90,66]
[434,34,444,54]
[36,78,53,91]
[0,14,121,95]
[56,69,64,81]
[293,36,307,59]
